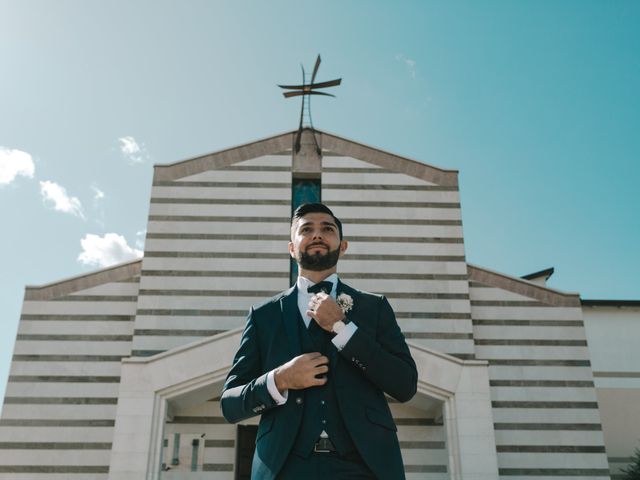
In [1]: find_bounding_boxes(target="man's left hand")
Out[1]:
[307,293,345,333]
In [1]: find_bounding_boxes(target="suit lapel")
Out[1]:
[337,280,361,324]
[330,280,361,370]
[280,286,301,357]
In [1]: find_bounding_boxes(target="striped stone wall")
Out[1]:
[133,154,292,356]
[0,262,139,479]
[468,266,610,479]
[322,153,473,359]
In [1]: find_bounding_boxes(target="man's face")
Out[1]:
[289,212,348,272]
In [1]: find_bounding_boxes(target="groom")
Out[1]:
[221,203,417,479]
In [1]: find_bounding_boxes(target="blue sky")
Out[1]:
[1,0,638,406]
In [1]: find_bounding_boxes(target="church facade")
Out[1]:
[1,129,638,479]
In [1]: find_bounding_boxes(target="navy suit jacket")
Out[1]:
[221,281,418,479]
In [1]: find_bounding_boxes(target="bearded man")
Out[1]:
[221,203,417,479]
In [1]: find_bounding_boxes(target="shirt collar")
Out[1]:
[297,273,339,296]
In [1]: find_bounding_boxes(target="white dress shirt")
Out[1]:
[266,274,358,405]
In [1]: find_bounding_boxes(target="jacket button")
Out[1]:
[295,397,303,405]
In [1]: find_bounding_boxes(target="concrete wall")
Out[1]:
[469,271,611,478]
[132,153,292,356]
[582,305,640,478]
[0,264,139,479]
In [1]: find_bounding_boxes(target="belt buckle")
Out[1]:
[314,437,334,453]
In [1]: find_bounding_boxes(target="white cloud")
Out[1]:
[91,185,105,200]
[118,136,148,164]
[78,233,143,267]
[135,229,146,250]
[39,180,85,219]
[395,53,417,79]
[0,147,35,185]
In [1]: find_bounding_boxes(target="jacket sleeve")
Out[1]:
[339,296,418,402]
[220,308,278,423]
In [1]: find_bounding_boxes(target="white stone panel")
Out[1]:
[1,404,117,419]
[474,325,586,341]
[594,377,640,388]
[341,223,464,238]
[489,386,598,402]
[0,475,106,480]
[13,341,132,356]
[148,203,289,217]
[151,186,290,200]
[5,382,120,397]
[0,426,114,442]
[144,239,284,253]
[134,316,245,331]
[388,298,471,314]
[323,187,459,202]
[69,283,140,296]
[179,170,289,183]
[18,321,134,335]
[147,221,289,236]
[497,452,609,468]
[10,361,123,376]
[339,260,468,275]
[488,366,594,381]
[132,335,217,351]
[471,306,583,320]
[492,408,604,423]
[474,346,590,360]
[338,279,468,294]
[323,172,434,186]
[494,429,606,446]
[139,276,289,291]
[329,205,462,221]
[21,302,137,316]
[346,242,465,257]
[398,318,473,333]
[230,155,291,167]
[141,257,289,272]
[469,287,537,302]
[408,338,475,353]
[322,156,386,169]
[0,449,111,465]
[583,307,640,373]
[135,296,275,310]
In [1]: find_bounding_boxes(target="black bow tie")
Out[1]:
[307,281,333,295]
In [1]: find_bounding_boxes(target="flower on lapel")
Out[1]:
[336,293,354,315]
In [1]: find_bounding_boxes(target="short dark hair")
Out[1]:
[291,203,343,240]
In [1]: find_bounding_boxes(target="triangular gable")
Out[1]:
[24,259,141,301]
[467,263,580,307]
[153,129,458,187]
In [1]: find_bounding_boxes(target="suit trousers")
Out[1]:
[277,450,376,480]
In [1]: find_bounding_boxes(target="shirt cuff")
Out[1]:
[331,322,358,351]
[266,370,288,405]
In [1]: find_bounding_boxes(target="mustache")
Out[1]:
[306,242,329,250]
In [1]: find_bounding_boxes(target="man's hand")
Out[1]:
[307,293,345,333]
[274,352,329,393]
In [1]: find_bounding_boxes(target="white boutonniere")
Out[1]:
[336,293,354,315]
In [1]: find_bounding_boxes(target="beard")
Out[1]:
[297,244,341,271]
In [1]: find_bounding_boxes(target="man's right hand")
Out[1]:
[274,352,329,393]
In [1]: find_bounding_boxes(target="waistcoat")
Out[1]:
[291,311,356,457]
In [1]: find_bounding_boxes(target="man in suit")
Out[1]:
[221,203,417,479]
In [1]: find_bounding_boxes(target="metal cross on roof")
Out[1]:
[278,55,341,153]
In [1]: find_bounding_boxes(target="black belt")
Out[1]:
[313,437,337,453]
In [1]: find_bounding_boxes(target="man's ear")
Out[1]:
[339,240,348,257]
[288,241,295,258]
